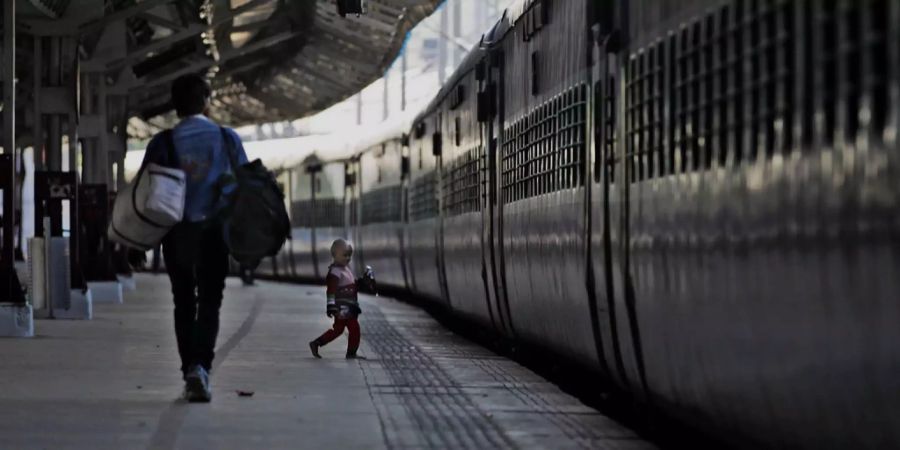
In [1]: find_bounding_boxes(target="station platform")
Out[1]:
[0,275,654,450]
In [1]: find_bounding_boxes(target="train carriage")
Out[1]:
[490,0,600,367]
[614,0,900,447]
[356,138,408,290]
[262,0,900,447]
[431,48,495,325]
[285,156,319,280]
[406,116,446,303]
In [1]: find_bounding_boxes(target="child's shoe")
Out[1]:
[346,350,366,360]
[309,340,322,359]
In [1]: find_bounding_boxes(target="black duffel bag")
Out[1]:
[218,128,290,269]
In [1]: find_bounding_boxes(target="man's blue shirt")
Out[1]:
[142,115,249,223]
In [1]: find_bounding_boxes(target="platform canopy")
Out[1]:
[14,0,442,138]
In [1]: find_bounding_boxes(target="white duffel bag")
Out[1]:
[108,132,186,250]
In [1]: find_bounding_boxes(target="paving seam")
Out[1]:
[358,358,394,449]
[359,301,519,449]
[145,294,265,450]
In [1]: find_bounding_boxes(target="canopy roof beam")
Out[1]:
[105,0,271,71]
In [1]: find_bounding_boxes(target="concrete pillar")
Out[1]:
[1,0,33,334]
[453,0,462,66]
[67,114,78,175]
[439,3,448,83]
[401,46,407,111]
[115,150,125,191]
[382,70,389,120]
[47,38,62,171]
[96,75,109,187]
[1,2,13,156]
[32,36,43,170]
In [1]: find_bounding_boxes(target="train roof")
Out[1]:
[411,0,537,128]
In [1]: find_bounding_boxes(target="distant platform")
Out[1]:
[0,275,653,450]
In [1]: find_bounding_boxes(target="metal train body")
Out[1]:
[256,0,900,447]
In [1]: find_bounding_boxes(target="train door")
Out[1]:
[482,49,515,338]
[475,58,500,334]
[598,23,650,399]
[590,29,628,389]
[309,164,321,279]
[434,114,451,305]
[280,170,295,278]
[344,158,363,276]
[398,142,411,292]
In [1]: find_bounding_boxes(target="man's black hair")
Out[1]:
[171,74,211,117]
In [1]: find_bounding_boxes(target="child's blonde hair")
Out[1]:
[330,239,353,257]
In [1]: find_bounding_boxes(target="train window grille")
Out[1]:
[501,84,587,203]
[625,43,664,182]
[671,23,703,173]
[291,198,344,228]
[596,74,618,184]
[558,86,587,188]
[825,1,885,142]
[442,146,484,217]
[316,198,345,228]
[361,185,402,225]
[291,200,313,227]
[860,0,890,137]
[409,171,439,221]
[654,0,795,176]
[349,197,359,226]
[795,1,892,149]
[724,4,744,164]
[740,0,794,160]
[716,6,733,166]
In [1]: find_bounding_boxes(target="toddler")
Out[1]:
[309,239,375,359]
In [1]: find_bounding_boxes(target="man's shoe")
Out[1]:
[309,340,322,359]
[184,365,212,403]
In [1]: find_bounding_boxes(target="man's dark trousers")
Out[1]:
[162,220,229,377]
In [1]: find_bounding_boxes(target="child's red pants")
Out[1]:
[316,317,360,352]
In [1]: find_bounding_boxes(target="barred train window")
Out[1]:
[501,84,587,203]
[291,198,344,228]
[361,185,402,225]
[409,171,439,221]
[625,0,796,183]
[442,146,484,217]
[625,43,664,182]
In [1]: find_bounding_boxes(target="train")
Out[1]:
[247,0,899,448]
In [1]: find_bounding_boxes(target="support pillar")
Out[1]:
[96,75,109,187]
[67,114,78,174]
[401,46,407,111]
[383,70,389,120]
[452,0,462,66]
[79,73,111,185]
[32,36,43,171]
[47,37,62,171]
[115,150,124,190]
[1,0,34,336]
[438,3,448,83]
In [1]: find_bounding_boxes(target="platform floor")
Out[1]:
[0,275,654,450]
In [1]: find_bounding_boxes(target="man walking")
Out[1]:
[141,74,248,402]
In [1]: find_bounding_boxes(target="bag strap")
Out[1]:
[163,129,180,168]
[212,127,240,222]
[220,127,239,173]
